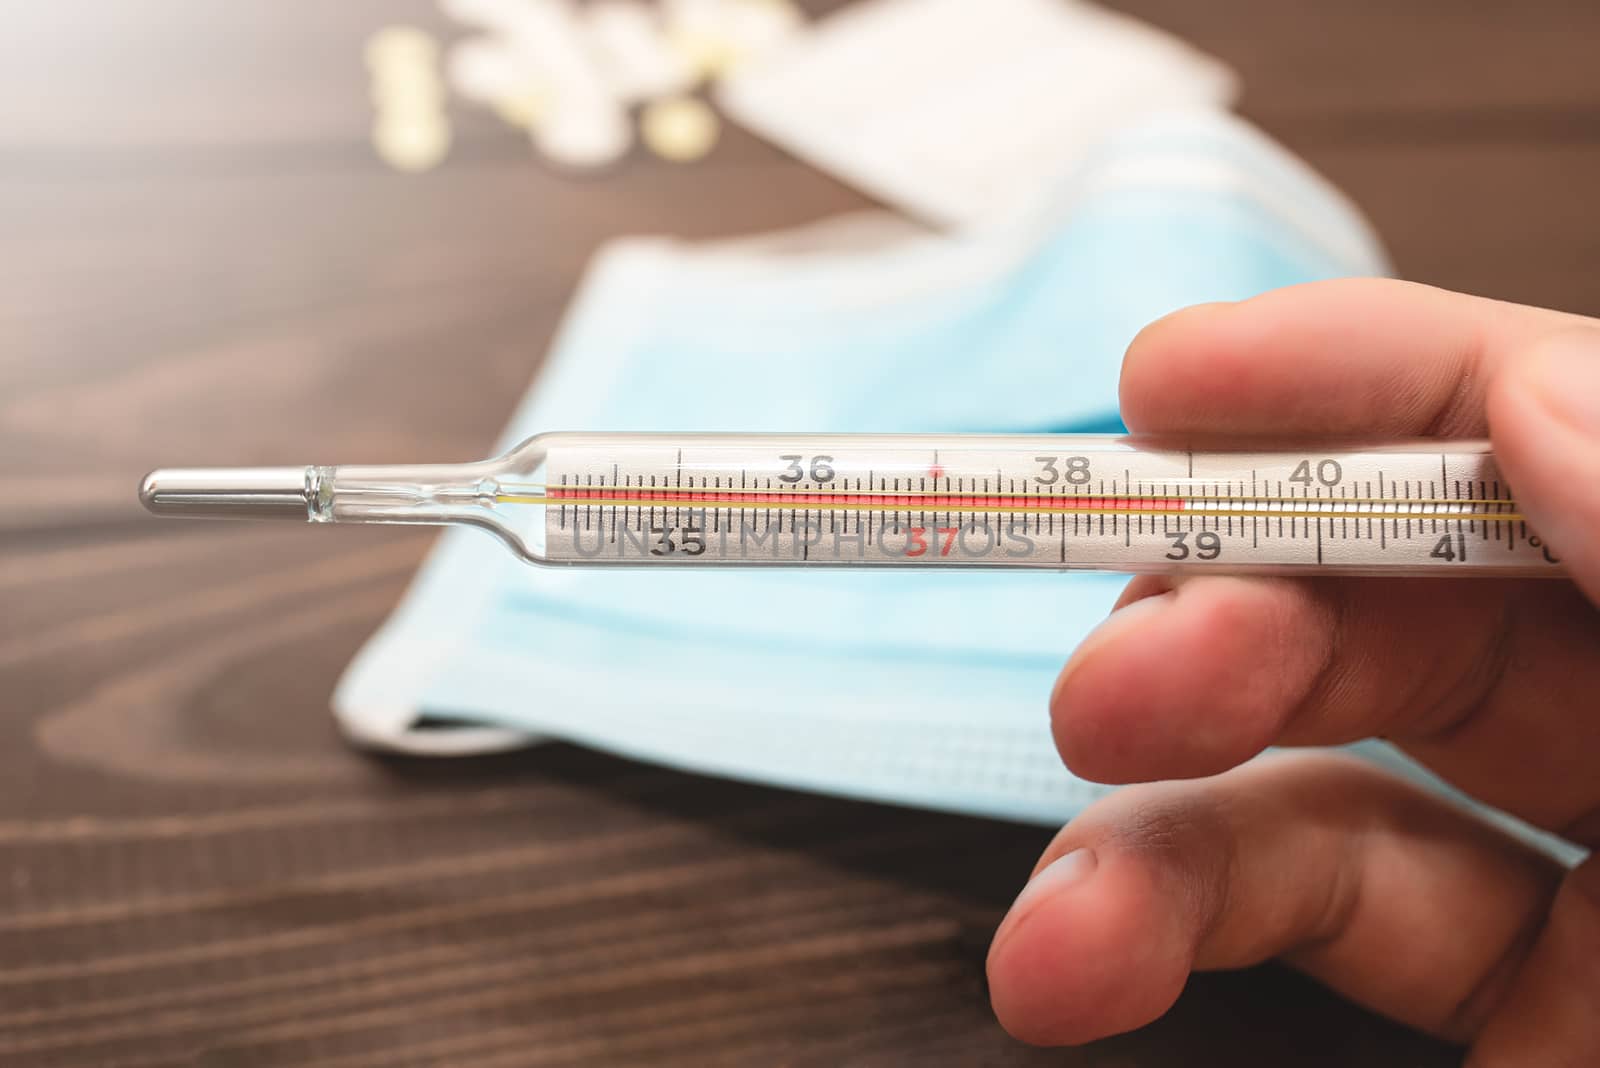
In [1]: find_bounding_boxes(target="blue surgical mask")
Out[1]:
[336,111,1394,825]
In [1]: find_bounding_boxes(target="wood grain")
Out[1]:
[3,1,1595,1063]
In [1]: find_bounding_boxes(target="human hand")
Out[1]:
[986,279,1600,1064]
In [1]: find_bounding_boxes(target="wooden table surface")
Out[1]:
[3,2,1596,1064]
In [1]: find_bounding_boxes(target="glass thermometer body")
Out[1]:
[140,432,1567,578]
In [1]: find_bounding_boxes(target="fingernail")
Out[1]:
[1008,848,1098,920]
[1522,332,1600,436]
[1051,592,1174,710]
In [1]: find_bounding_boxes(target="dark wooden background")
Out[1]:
[2,1,1596,1064]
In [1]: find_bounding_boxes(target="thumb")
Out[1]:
[1488,328,1600,604]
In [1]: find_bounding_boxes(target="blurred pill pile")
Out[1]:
[367,0,803,173]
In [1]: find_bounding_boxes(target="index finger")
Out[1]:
[1119,278,1582,438]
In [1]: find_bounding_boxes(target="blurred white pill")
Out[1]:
[373,116,452,172]
[640,95,719,162]
[535,101,633,168]
[585,0,698,100]
[447,36,536,102]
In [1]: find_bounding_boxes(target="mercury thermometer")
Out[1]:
[139,433,1565,578]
